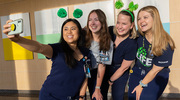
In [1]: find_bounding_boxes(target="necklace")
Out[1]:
[143,37,151,52]
[143,36,154,59]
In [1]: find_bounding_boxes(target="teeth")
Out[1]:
[141,24,146,27]
[118,29,123,32]
[67,35,73,38]
[91,26,96,29]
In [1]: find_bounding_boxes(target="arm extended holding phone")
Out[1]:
[3,19,53,58]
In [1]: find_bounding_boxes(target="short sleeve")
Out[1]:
[47,43,62,59]
[103,40,114,65]
[124,40,137,60]
[153,45,174,67]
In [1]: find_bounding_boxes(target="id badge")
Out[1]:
[83,56,91,78]
[147,50,154,59]
[99,51,109,62]
[84,64,91,78]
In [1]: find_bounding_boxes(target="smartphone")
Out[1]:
[8,18,23,35]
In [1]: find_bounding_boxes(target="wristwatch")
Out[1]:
[139,80,148,88]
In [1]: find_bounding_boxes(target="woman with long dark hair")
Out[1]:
[85,9,113,100]
[3,18,90,100]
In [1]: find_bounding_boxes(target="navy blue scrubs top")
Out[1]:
[109,26,137,65]
[42,43,91,99]
[135,34,174,72]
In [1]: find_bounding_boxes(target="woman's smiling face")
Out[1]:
[137,11,154,33]
[116,14,133,37]
[63,21,79,45]
[88,12,102,34]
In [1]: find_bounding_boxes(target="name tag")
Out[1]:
[99,51,110,62]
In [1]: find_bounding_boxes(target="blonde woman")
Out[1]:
[101,8,138,100]
[128,6,175,100]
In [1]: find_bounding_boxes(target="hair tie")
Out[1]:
[73,8,83,18]
[57,8,67,18]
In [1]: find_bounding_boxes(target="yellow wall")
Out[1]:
[0,0,179,95]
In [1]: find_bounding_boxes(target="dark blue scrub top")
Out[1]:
[42,43,90,99]
[135,34,174,72]
[109,26,137,65]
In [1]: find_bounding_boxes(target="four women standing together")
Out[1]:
[3,4,175,100]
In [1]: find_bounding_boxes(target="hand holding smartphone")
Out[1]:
[8,18,23,35]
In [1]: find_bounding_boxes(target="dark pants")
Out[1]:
[101,65,129,100]
[39,88,56,100]
[88,69,98,100]
[88,68,111,100]
[128,67,169,100]
[101,66,111,100]
[39,87,79,100]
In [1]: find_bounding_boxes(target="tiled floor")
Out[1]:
[0,95,179,100]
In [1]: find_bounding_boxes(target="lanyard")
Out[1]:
[83,56,91,78]
[143,36,152,54]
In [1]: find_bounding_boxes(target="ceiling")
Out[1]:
[0,0,22,4]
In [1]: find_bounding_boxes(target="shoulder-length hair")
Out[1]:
[59,18,84,68]
[113,9,138,39]
[85,9,111,51]
[137,6,175,56]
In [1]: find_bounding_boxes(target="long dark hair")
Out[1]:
[86,9,111,51]
[59,18,84,68]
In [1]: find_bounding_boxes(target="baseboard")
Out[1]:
[161,93,180,98]
[124,92,180,99]
[0,90,39,97]
[0,90,179,98]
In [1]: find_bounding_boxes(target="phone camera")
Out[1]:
[11,24,16,31]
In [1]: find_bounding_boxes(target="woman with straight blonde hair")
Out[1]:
[128,6,175,100]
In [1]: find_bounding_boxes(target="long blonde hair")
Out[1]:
[137,6,175,56]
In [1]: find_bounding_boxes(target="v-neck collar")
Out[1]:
[114,35,130,49]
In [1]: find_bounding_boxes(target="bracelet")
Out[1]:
[79,95,85,99]
[139,80,148,88]
[109,79,114,83]
[95,86,101,89]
